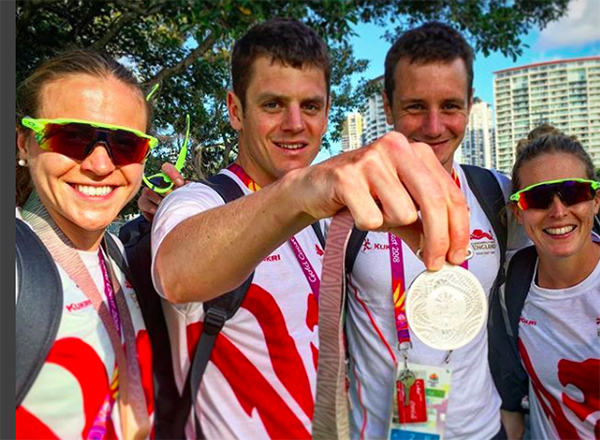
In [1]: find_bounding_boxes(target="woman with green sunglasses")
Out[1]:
[16,50,154,439]
[493,131,600,440]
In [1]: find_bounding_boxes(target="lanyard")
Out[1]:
[87,251,122,440]
[389,167,468,359]
[226,164,321,299]
[99,250,121,338]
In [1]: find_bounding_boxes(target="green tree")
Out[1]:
[16,0,571,214]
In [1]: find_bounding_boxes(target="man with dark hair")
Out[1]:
[344,21,529,439]
[150,18,469,438]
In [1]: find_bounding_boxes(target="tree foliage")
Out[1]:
[16,0,571,214]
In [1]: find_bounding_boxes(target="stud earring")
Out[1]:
[18,159,27,167]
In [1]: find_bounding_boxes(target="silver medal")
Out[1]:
[405,256,487,351]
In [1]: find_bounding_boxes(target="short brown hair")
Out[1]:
[384,21,474,109]
[231,18,331,108]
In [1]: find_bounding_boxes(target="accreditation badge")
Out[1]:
[388,363,452,440]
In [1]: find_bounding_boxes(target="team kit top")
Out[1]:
[15,219,154,440]
[151,167,323,439]
[518,245,600,439]
[345,164,530,440]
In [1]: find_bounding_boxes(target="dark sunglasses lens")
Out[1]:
[523,185,556,209]
[150,175,172,190]
[559,181,594,206]
[43,123,149,165]
[522,181,594,209]
[43,123,95,160]
[108,130,150,165]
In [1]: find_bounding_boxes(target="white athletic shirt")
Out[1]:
[15,218,153,439]
[346,165,530,440]
[151,169,323,439]
[518,246,600,440]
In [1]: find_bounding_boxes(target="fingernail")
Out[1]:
[176,178,184,186]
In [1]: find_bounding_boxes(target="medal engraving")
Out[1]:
[406,263,487,350]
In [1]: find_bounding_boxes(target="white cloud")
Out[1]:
[536,0,600,50]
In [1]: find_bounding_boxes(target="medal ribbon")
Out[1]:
[313,209,354,440]
[99,251,122,338]
[388,233,410,346]
[87,252,122,440]
[226,163,321,299]
[22,192,150,440]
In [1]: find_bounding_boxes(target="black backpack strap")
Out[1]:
[345,227,369,275]
[461,165,508,313]
[461,165,507,259]
[183,172,253,438]
[504,246,538,342]
[488,245,537,412]
[117,218,184,439]
[203,173,245,201]
[311,221,326,249]
[15,218,63,407]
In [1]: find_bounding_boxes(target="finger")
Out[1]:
[161,162,185,187]
[138,187,160,219]
[410,143,470,267]
[388,219,423,253]
[365,159,420,229]
[367,140,448,270]
[334,145,418,230]
[334,168,385,231]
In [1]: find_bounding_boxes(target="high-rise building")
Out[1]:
[460,97,495,169]
[362,76,393,145]
[494,57,600,173]
[341,112,364,152]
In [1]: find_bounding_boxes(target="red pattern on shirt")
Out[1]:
[186,283,316,438]
[519,339,581,439]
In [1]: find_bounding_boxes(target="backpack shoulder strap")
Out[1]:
[504,245,538,342]
[488,244,536,412]
[203,172,245,202]
[311,221,326,249]
[462,165,509,313]
[345,227,369,275]
[15,218,63,407]
[188,172,255,437]
[461,165,507,258]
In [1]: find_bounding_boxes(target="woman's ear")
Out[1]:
[510,203,523,225]
[17,128,30,162]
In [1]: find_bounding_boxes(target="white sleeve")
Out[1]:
[150,182,226,298]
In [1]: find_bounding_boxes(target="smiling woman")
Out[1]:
[494,130,600,440]
[15,50,154,439]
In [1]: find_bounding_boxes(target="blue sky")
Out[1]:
[315,0,600,163]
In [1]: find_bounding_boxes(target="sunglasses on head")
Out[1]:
[142,114,190,194]
[21,117,158,166]
[510,178,600,210]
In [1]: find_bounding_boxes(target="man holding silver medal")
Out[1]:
[138,19,527,439]
[344,22,529,440]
